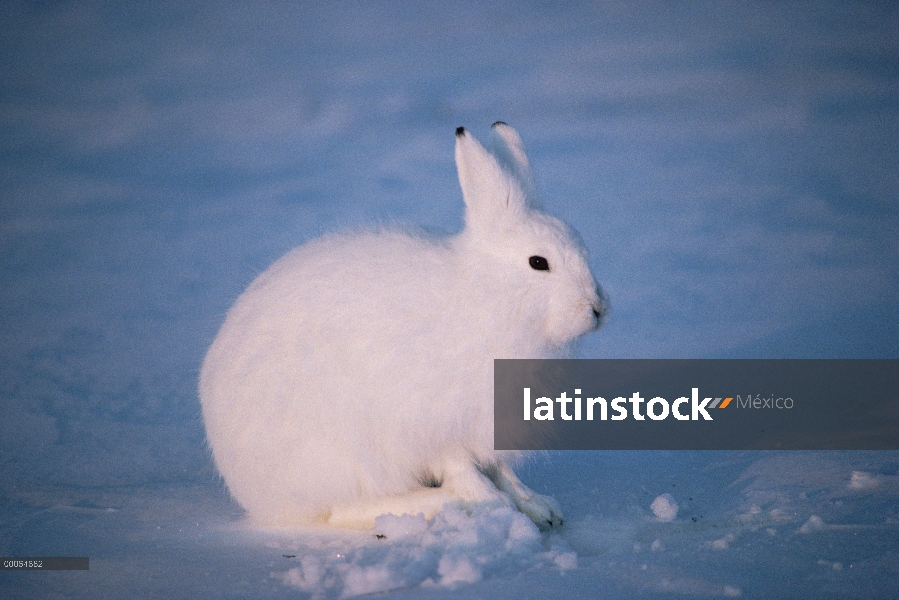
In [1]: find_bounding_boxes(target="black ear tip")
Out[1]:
[491,121,507,128]
[455,126,466,137]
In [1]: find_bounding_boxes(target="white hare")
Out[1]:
[200,123,605,529]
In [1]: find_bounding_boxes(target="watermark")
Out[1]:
[495,359,899,450]
[523,388,743,421]
[1,557,89,570]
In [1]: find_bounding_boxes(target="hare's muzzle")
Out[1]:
[590,286,608,329]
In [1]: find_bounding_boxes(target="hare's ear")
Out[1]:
[455,126,526,229]
[489,122,537,205]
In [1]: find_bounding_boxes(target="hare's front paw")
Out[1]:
[488,463,564,529]
[516,493,564,530]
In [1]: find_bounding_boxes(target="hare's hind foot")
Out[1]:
[327,456,515,529]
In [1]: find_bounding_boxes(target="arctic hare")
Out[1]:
[200,123,605,529]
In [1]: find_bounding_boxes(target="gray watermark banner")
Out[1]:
[1,557,89,570]
[494,359,899,450]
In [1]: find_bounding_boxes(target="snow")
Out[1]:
[650,494,679,522]
[2,1,898,598]
[269,507,572,597]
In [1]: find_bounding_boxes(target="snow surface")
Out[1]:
[1,1,898,598]
[650,494,679,523]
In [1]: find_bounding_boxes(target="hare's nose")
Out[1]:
[590,286,608,328]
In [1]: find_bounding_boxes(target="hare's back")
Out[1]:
[202,227,458,410]
[220,229,454,349]
[261,229,449,305]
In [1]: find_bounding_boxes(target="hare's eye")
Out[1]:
[529,255,550,271]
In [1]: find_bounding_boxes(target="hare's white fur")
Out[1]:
[200,124,604,528]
